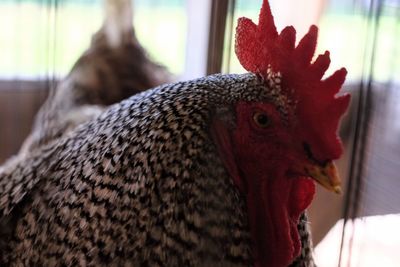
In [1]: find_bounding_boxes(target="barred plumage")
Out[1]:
[0,0,351,264]
[0,73,315,266]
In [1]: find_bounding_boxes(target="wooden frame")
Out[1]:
[206,0,235,75]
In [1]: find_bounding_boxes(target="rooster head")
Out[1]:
[211,0,350,266]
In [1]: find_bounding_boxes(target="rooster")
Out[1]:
[0,0,349,266]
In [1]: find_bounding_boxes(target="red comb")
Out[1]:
[235,0,350,160]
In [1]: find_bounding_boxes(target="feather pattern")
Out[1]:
[0,73,314,266]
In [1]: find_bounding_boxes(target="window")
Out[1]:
[0,0,198,78]
[1,1,399,266]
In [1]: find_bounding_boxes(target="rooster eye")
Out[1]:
[253,112,271,128]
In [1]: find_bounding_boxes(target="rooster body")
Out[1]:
[1,74,314,266]
[0,0,350,266]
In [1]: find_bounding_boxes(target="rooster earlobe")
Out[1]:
[210,119,244,193]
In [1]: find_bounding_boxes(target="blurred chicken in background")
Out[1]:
[18,0,172,155]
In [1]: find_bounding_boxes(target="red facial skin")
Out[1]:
[212,101,315,267]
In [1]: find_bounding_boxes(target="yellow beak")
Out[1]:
[302,161,342,194]
[296,161,342,194]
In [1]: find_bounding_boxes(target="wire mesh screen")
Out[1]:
[355,0,400,217]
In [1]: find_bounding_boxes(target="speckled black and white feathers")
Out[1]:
[289,213,316,267]
[0,73,314,266]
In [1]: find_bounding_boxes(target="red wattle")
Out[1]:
[246,176,315,267]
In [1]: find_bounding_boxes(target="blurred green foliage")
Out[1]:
[0,1,186,77]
